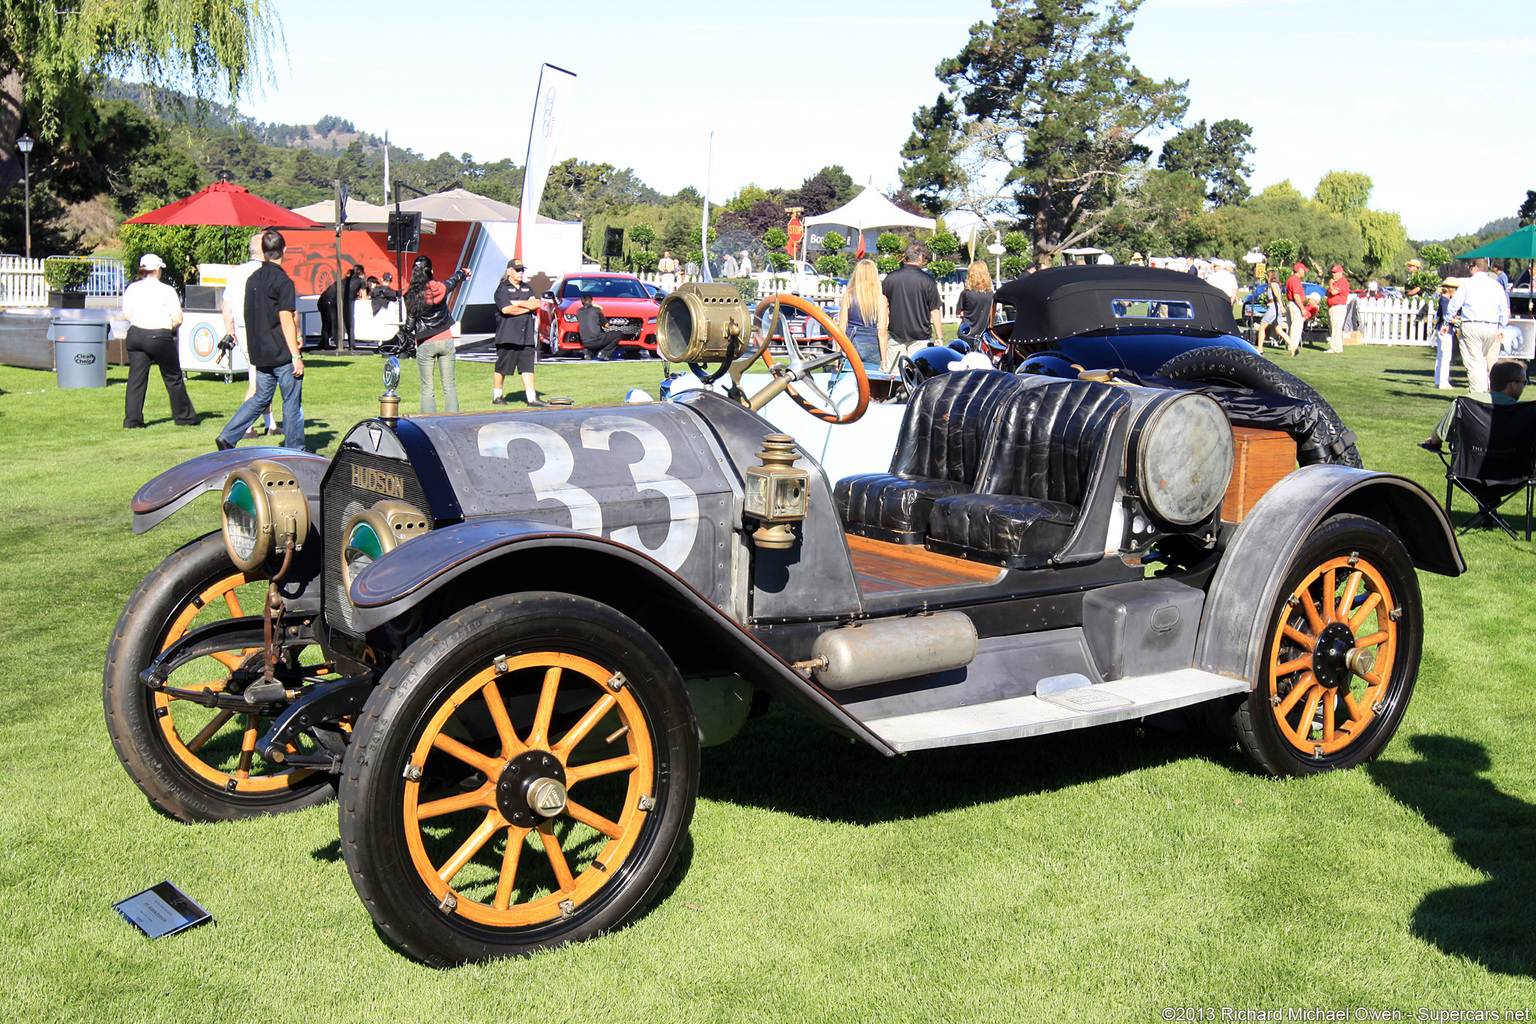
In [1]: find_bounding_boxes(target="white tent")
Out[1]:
[803,187,935,254]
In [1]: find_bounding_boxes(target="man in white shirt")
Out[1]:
[221,233,277,437]
[121,253,198,429]
[1444,257,1512,393]
[1207,259,1240,303]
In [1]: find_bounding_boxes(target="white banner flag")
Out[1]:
[516,63,577,261]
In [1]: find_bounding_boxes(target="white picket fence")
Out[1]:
[0,255,126,307]
[1354,296,1435,345]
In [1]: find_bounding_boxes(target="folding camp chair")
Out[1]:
[1431,398,1536,540]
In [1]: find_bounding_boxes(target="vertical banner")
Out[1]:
[383,131,390,203]
[516,63,578,262]
[701,131,714,283]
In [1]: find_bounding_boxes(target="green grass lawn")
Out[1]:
[1,344,1534,1021]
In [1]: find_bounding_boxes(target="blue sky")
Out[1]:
[239,0,1534,241]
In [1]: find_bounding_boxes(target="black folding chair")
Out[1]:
[1432,398,1536,540]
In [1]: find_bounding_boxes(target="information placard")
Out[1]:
[114,881,213,939]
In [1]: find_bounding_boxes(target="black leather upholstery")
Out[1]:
[835,370,1024,542]
[929,379,1129,565]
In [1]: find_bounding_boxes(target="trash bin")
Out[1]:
[53,318,109,389]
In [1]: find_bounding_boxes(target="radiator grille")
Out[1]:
[323,446,434,637]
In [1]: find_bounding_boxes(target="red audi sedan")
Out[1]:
[539,272,661,357]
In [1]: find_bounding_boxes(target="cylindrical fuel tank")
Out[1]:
[811,611,978,691]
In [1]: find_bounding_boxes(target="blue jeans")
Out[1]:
[847,326,881,370]
[218,362,306,451]
[416,337,458,414]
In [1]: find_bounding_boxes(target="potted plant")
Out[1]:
[44,258,93,309]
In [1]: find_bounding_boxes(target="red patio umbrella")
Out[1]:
[124,181,324,228]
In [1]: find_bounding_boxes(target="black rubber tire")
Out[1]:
[1155,345,1362,468]
[102,532,337,822]
[1234,514,1421,777]
[339,592,698,966]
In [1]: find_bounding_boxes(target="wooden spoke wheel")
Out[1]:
[103,533,338,822]
[340,593,698,966]
[1236,514,1422,776]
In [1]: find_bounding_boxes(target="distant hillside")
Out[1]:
[99,80,384,152]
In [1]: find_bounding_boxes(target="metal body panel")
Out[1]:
[378,402,742,613]
[129,447,330,535]
[671,390,865,619]
[1194,465,1464,684]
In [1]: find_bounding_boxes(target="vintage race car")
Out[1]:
[104,285,1464,967]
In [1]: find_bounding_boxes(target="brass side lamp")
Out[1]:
[743,434,809,550]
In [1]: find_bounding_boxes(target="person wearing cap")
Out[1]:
[1444,256,1511,393]
[216,229,306,451]
[1129,252,1145,266]
[491,260,546,406]
[1282,261,1311,357]
[1207,258,1239,303]
[1404,257,1426,297]
[122,252,199,429]
[1325,264,1351,353]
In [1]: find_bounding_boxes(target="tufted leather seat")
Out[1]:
[928,379,1129,566]
[834,370,1024,543]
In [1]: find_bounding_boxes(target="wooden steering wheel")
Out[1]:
[746,294,870,424]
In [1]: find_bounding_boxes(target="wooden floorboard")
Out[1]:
[845,533,1004,595]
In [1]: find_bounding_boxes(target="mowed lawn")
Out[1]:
[0,342,1533,1022]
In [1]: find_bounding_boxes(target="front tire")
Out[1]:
[102,532,338,822]
[1235,514,1421,777]
[339,593,698,966]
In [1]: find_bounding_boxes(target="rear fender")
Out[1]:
[1194,465,1464,685]
[130,448,331,535]
[349,518,895,754]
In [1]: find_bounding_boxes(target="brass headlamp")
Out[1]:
[342,500,431,590]
[657,283,750,363]
[220,460,311,572]
[743,434,810,550]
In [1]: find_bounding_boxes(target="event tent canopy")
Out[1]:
[1457,224,1536,261]
[804,187,935,234]
[289,199,436,234]
[126,181,322,228]
[398,188,521,223]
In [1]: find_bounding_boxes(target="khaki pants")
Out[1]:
[1285,301,1305,353]
[1459,322,1502,394]
[1327,304,1346,352]
[882,338,932,373]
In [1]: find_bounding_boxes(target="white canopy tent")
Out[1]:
[803,187,935,255]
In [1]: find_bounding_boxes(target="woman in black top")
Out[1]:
[404,255,471,413]
[956,260,997,343]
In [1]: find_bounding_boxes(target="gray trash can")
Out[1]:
[53,318,109,389]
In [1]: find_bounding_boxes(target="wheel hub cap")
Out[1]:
[1311,622,1356,689]
[496,750,567,828]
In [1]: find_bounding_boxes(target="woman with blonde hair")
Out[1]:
[835,258,889,371]
[956,260,996,342]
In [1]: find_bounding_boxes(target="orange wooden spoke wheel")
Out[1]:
[340,593,698,966]
[1266,555,1397,757]
[1236,514,1422,777]
[754,294,870,424]
[401,651,655,927]
[103,532,337,822]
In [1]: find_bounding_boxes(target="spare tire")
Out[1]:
[1155,346,1362,468]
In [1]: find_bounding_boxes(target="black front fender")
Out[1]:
[349,518,896,755]
[1194,465,1464,685]
[131,447,331,534]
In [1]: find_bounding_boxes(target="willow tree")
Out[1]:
[0,0,281,196]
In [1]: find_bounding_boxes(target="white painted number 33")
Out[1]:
[477,416,699,569]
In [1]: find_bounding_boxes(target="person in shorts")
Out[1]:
[492,260,546,406]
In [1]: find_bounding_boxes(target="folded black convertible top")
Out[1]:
[994,266,1240,343]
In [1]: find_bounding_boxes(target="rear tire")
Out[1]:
[1234,514,1420,777]
[339,592,698,966]
[1156,345,1362,467]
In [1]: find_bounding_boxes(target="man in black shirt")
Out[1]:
[317,278,337,347]
[342,264,366,347]
[491,260,547,406]
[576,294,619,360]
[881,242,943,370]
[216,229,307,450]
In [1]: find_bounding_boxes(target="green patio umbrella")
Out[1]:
[1457,223,1536,260]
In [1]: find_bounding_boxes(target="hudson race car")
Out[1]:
[105,284,1463,967]
[539,271,660,358]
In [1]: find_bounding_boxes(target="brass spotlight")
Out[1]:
[657,283,750,363]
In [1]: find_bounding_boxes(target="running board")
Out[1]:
[861,669,1250,753]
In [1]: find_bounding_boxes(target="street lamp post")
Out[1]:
[16,133,34,259]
